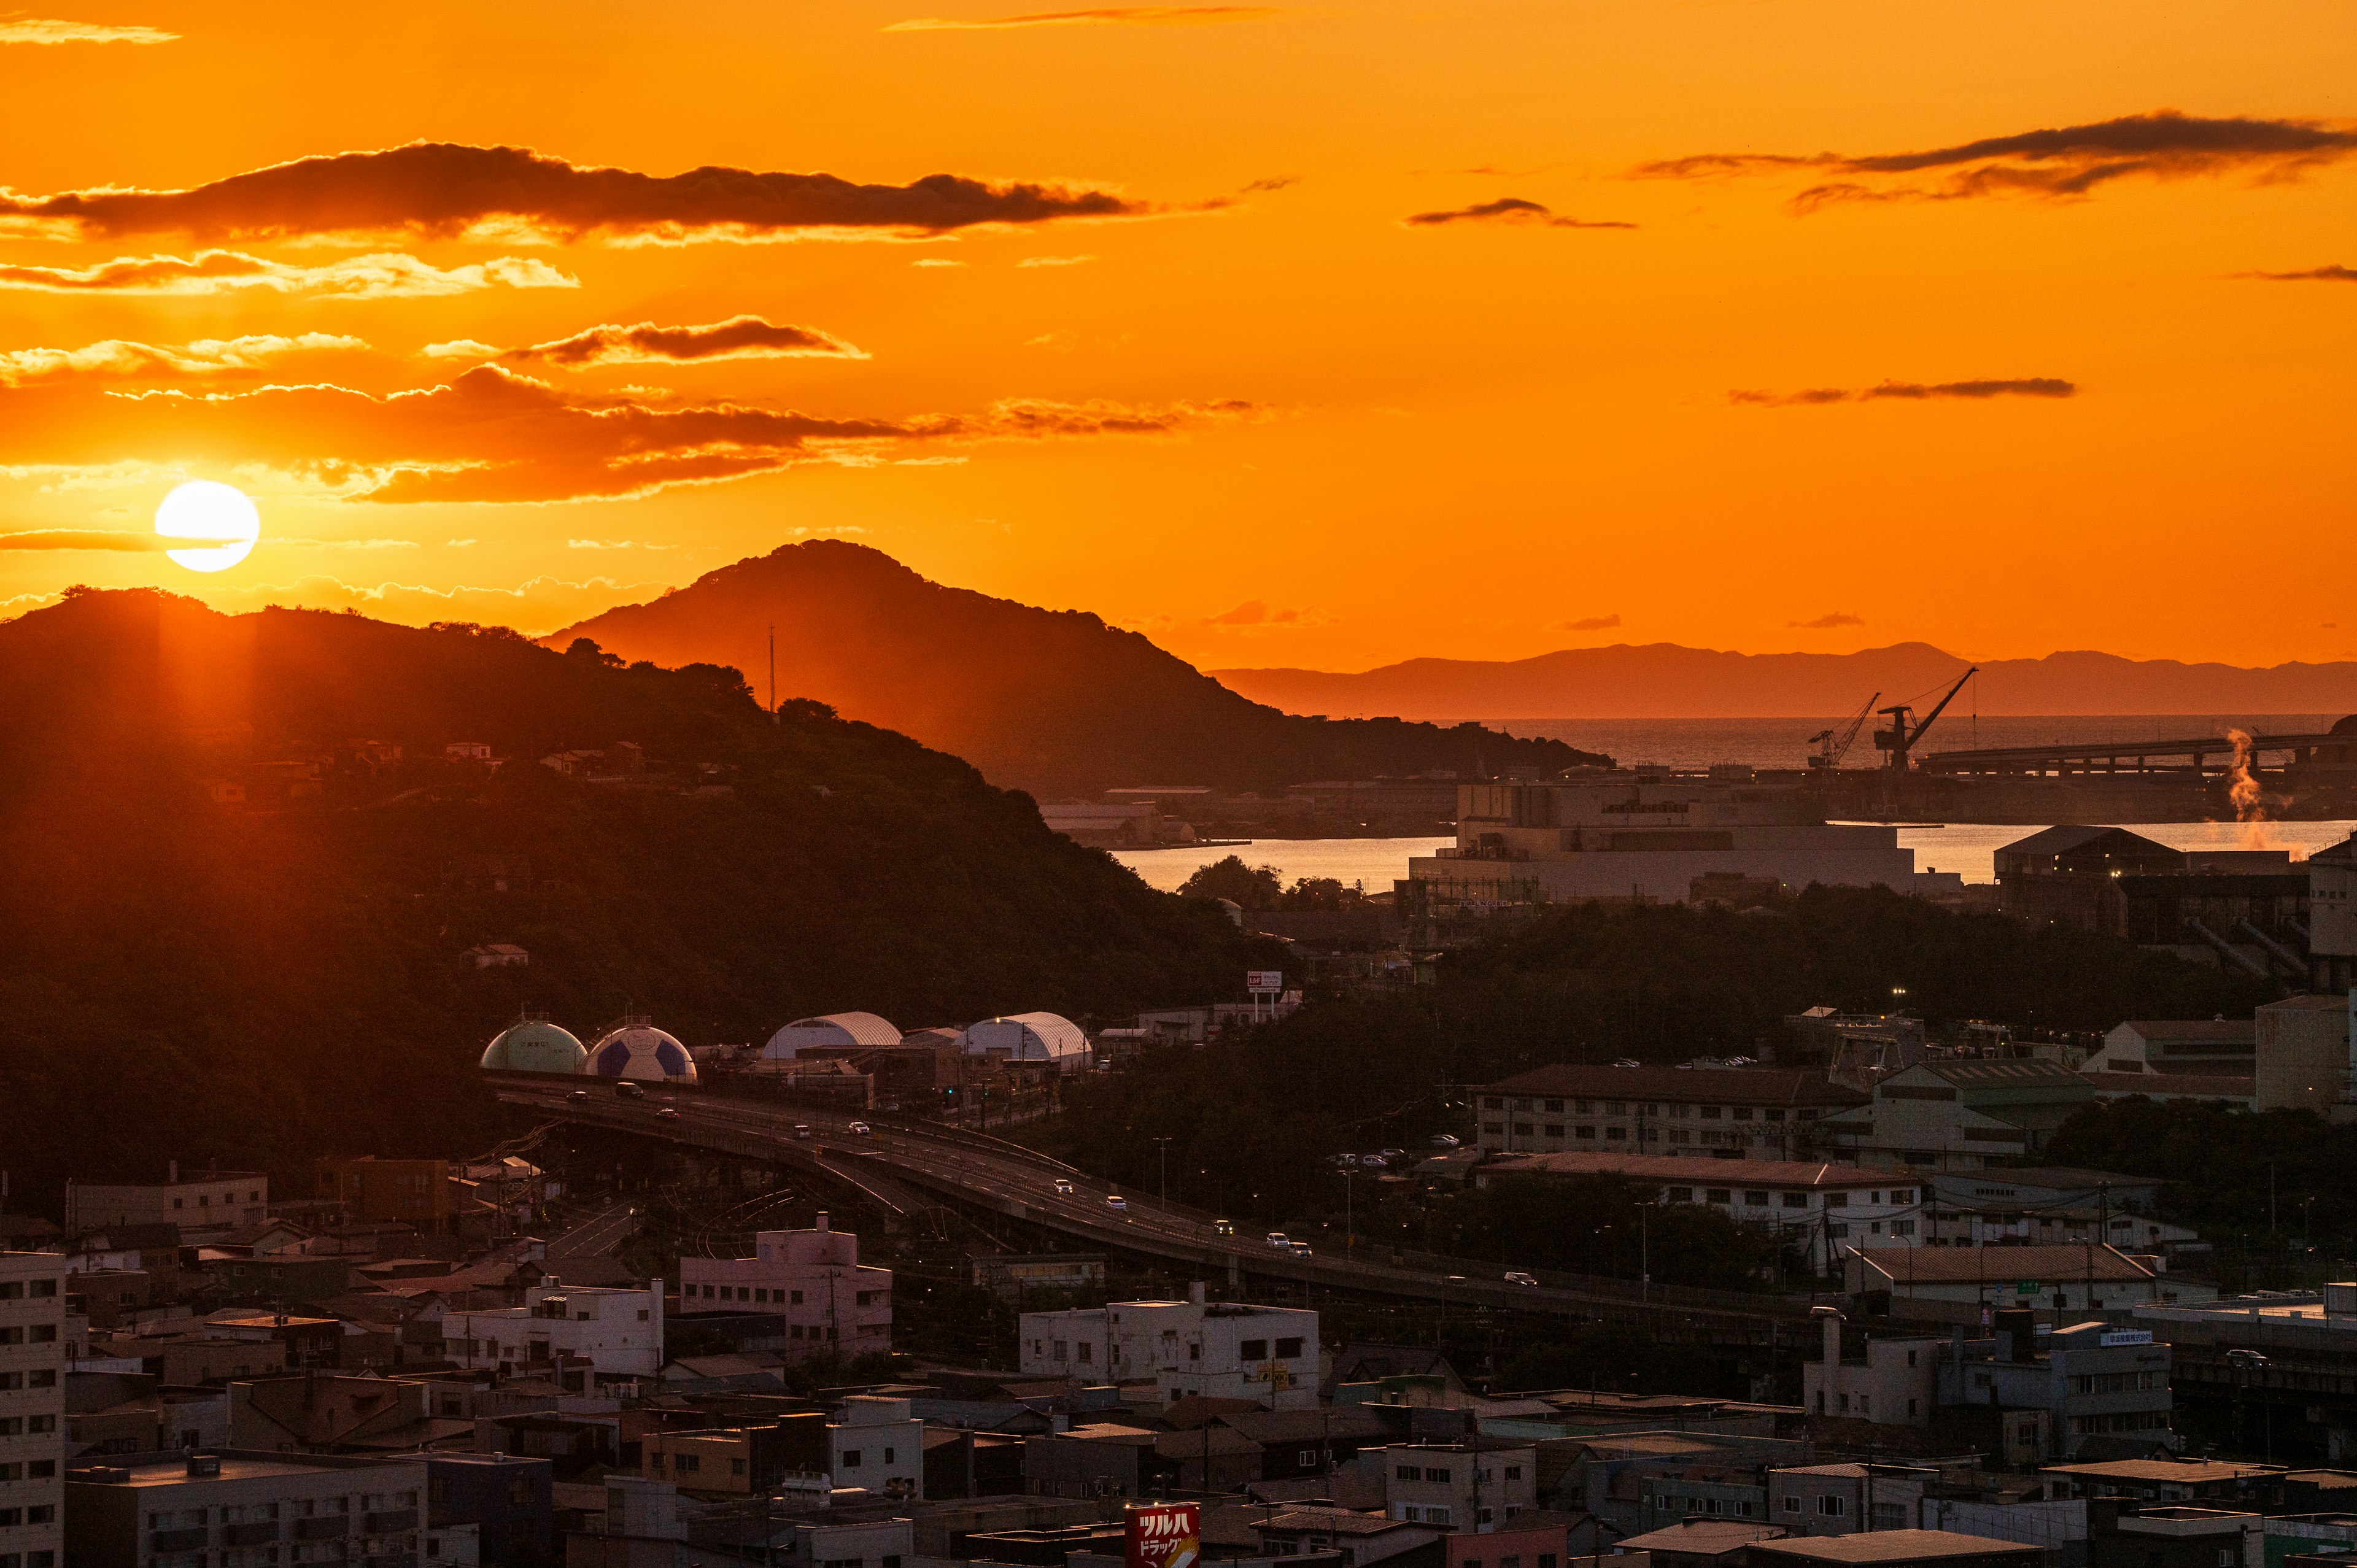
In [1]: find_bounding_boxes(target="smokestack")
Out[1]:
[815,1213,829,1234]
[168,1160,178,1184]
[1814,1306,1843,1369]
[1190,1281,1207,1307]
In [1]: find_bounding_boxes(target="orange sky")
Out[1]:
[2,0,2353,674]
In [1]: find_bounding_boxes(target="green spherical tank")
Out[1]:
[480,1018,588,1074]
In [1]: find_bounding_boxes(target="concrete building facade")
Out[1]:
[830,1396,924,1499]
[677,1216,892,1361]
[63,1449,427,1568]
[1020,1287,1318,1410]
[1472,1066,1865,1161]
[443,1281,663,1378]
[1819,1060,2096,1170]
[1382,1439,1539,1532]
[62,1172,267,1247]
[0,1251,64,1568]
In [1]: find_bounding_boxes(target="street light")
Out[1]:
[1152,1136,1173,1211]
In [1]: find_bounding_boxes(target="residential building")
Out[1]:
[1020,1284,1318,1410]
[2088,1022,2257,1078]
[201,1254,354,1305]
[63,1448,427,1567]
[831,1396,923,1499]
[1382,1439,1539,1531]
[1925,1168,2159,1217]
[1619,1520,1786,1568]
[1819,1060,2096,1170]
[1744,1530,2046,1568]
[314,1156,463,1233]
[1803,1310,1939,1426]
[643,1417,825,1498]
[0,1251,65,1568]
[443,1281,664,1378]
[1475,1155,1922,1274]
[1849,1245,2215,1316]
[677,1214,892,1360]
[1471,1066,1865,1161]
[63,1170,268,1247]
[1767,1464,1937,1535]
[1253,1507,1440,1567]
[2088,1502,2263,1568]
[424,1452,554,1567]
[2038,1458,2285,1504]
[1220,1407,1398,1480]
[1635,1468,1773,1529]
[1936,1314,2176,1461]
[225,1373,451,1453]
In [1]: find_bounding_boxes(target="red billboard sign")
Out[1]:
[1126,1501,1200,1568]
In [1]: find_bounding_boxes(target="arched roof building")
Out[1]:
[583,1020,697,1083]
[479,1016,587,1075]
[958,1012,1090,1072]
[762,1012,902,1060]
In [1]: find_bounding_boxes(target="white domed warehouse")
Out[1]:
[761,1011,902,1061]
[958,1012,1090,1073]
[582,1019,698,1083]
[479,1015,587,1075]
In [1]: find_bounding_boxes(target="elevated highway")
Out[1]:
[495,1079,1839,1346]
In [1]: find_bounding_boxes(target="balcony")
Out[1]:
[366,1508,419,1533]
[296,1515,351,1539]
[225,1520,282,1545]
[150,1527,210,1551]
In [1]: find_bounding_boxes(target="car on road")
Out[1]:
[1213,1219,1234,1235]
[846,1121,872,1136]
[1288,1243,1314,1257]
[1105,1194,1128,1211]
[1430,1134,1461,1148]
[1052,1178,1075,1196]
[656,1107,681,1120]
[567,1089,590,1102]
[793,1124,811,1140]
[1378,1147,1404,1160]
[1266,1232,1290,1249]
[1358,1154,1388,1168]
[1504,1271,1539,1286]
[616,1082,645,1099]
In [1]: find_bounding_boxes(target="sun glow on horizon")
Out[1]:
[154,481,260,573]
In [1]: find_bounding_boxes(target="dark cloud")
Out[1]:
[1790,612,1865,629]
[1404,196,1636,230]
[884,6,1274,30]
[1558,614,1622,632]
[0,366,1261,504]
[497,315,865,369]
[2237,265,2357,282]
[1731,378,2075,406]
[0,142,1148,243]
[1240,176,1299,194]
[1637,111,2357,210]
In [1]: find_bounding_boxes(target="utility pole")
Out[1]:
[1154,1137,1172,1211]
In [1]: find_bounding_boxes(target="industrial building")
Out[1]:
[762,1012,905,1060]
[959,1013,1090,1072]
[676,1214,892,1361]
[1472,1065,1865,1161]
[478,1014,588,1074]
[1402,776,1925,941]
[1818,1060,2095,1170]
[1019,1283,1319,1409]
[582,1018,699,1083]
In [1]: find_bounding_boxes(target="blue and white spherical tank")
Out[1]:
[582,1021,697,1083]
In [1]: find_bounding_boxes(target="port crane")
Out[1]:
[1808,692,1879,770]
[1875,666,1979,771]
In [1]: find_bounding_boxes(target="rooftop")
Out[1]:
[1260,1509,1426,1537]
[1854,1245,2156,1286]
[1483,1154,1891,1189]
[1480,1065,1864,1108]
[1749,1530,2042,1564]
[1616,1522,1785,1553]
[2043,1459,2283,1481]
[2116,1021,2256,1043]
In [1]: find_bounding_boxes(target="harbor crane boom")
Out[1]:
[1808,691,1879,770]
[1875,666,1979,771]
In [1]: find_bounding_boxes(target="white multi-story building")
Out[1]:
[0,1252,64,1568]
[1019,1284,1318,1410]
[1380,1440,1539,1532]
[443,1281,663,1378]
[830,1396,923,1499]
[678,1215,892,1361]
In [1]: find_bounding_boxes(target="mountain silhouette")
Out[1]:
[1211,643,2357,721]
[548,541,1603,797]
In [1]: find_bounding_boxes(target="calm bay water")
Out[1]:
[1115,822,2357,891]
[1504,714,2344,771]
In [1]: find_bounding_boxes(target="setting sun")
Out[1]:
[153,479,259,573]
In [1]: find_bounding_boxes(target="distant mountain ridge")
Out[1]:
[1209,643,2357,722]
[548,541,1603,798]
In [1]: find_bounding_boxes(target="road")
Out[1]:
[548,1199,637,1259]
[492,1079,1827,1342]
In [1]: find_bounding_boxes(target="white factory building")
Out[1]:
[1407,777,1921,909]
[959,1012,1090,1072]
[762,1012,904,1061]
[443,1280,665,1378]
[1020,1284,1319,1409]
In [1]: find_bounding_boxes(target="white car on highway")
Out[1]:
[1105,1194,1128,1211]
[1266,1232,1290,1249]
[846,1121,872,1135]
[1504,1271,1539,1286]
[1053,1179,1075,1195]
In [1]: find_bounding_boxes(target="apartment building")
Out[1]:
[1019,1285,1318,1410]
[0,1252,64,1568]
[63,1449,427,1567]
[1381,1439,1539,1532]
[1473,1067,1864,1162]
[676,1214,892,1361]
[830,1397,923,1500]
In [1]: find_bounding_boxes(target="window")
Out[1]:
[1745,1191,1769,1207]
[1505,1466,1523,1481]
[1784,1497,1800,1514]
[1275,1337,1304,1358]
[1892,1220,1916,1237]
[1576,1126,1597,1141]
[1543,1125,1565,1138]
[1605,1127,1629,1141]
[1241,1339,1269,1360]
[1817,1497,1846,1518]
[1825,1192,1848,1208]
[1667,1187,1693,1203]
[1733,1107,1754,1121]
[1396,1466,1418,1481]
[1707,1189,1732,1204]
[842,1450,862,1468]
[1782,1192,1808,1209]
[791,1291,805,1305]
